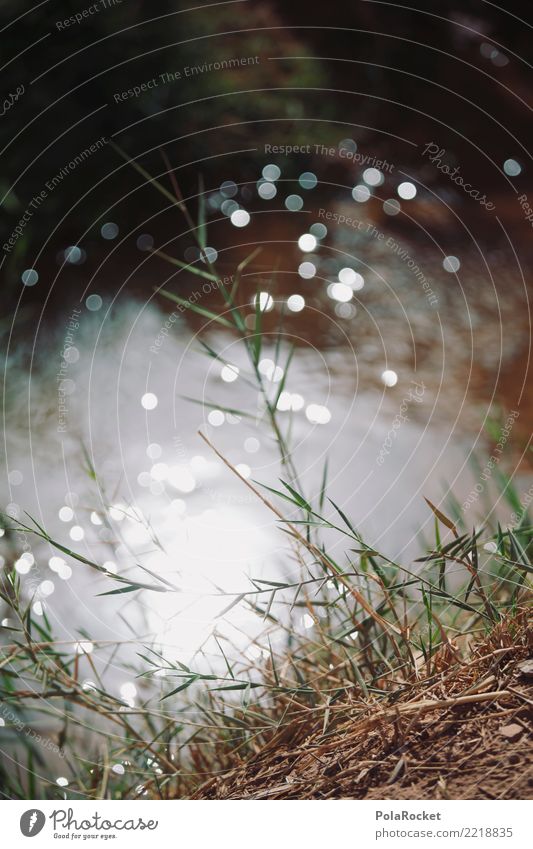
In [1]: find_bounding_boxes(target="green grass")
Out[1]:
[0,151,531,799]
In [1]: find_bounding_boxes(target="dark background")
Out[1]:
[1,0,532,312]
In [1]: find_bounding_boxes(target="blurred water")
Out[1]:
[0,297,470,671]
[1,194,531,682]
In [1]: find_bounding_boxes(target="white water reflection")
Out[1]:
[0,296,483,671]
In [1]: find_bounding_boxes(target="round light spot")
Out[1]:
[381,369,398,387]
[56,777,69,787]
[298,261,316,279]
[201,246,218,263]
[103,560,117,574]
[305,404,331,424]
[443,255,461,273]
[327,282,353,302]
[221,363,239,383]
[338,268,363,289]
[244,314,255,330]
[244,437,260,453]
[236,463,251,478]
[363,168,384,186]
[146,443,162,460]
[262,164,281,182]
[257,357,273,378]
[150,463,169,482]
[287,294,305,312]
[491,50,509,67]
[258,182,277,200]
[276,391,292,411]
[310,222,327,239]
[184,245,201,262]
[339,138,357,153]
[230,209,250,228]
[58,379,75,396]
[120,682,137,701]
[208,409,225,427]
[70,525,84,541]
[383,198,401,216]
[109,504,126,521]
[220,180,238,198]
[335,302,356,319]
[85,294,103,311]
[64,246,83,264]
[503,158,521,177]
[258,358,283,382]
[8,470,23,486]
[299,172,318,190]
[76,643,94,659]
[101,222,119,240]
[290,393,304,411]
[136,233,154,252]
[337,268,357,287]
[190,455,208,473]
[63,346,79,364]
[15,556,32,575]
[352,184,371,203]
[49,556,66,572]
[33,602,44,617]
[340,309,363,334]
[21,269,38,287]
[112,764,125,776]
[58,563,72,581]
[59,506,74,522]
[40,580,55,597]
[141,393,158,410]
[484,541,498,553]
[221,199,239,217]
[297,234,317,252]
[397,181,417,199]
[254,292,274,312]
[285,194,303,211]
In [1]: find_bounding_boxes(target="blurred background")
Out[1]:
[2,0,532,412]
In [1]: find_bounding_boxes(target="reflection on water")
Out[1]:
[2,157,531,678]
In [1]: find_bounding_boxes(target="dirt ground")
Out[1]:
[195,611,533,800]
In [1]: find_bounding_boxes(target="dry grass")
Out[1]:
[193,610,532,799]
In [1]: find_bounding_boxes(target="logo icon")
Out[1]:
[20,810,46,837]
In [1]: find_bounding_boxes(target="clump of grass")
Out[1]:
[0,150,531,799]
